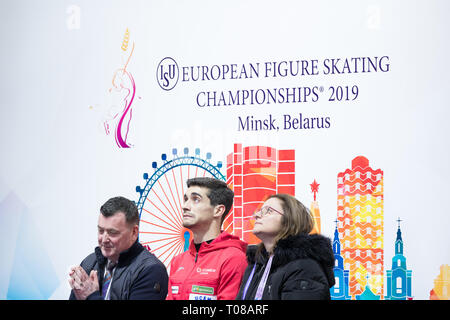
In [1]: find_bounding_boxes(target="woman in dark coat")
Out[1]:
[236,194,335,300]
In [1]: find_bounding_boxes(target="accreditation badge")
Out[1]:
[189,285,217,300]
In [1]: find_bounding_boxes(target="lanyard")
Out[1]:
[242,264,257,300]
[242,254,274,300]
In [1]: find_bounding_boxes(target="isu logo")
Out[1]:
[157,57,179,91]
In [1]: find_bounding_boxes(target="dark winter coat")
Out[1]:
[69,241,168,300]
[236,233,335,300]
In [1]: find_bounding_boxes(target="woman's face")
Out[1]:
[252,197,284,240]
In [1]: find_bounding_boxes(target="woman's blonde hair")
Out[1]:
[258,193,314,253]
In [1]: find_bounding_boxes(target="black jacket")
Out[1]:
[69,241,168,300]
[236,233,335,300]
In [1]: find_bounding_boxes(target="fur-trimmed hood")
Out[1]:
[246,233,335,287]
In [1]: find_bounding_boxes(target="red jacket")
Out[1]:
[166,231,248,300]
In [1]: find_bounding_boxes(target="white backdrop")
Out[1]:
[0,0,449,300]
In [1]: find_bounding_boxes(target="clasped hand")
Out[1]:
[69,266,99,300]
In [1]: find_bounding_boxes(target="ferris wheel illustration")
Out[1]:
[135,147,225,269]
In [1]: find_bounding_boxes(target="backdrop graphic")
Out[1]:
[0,0,449,300]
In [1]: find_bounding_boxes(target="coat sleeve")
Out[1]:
[278,259,331,300]
[69,288,103,300]
[129,262,169,300]
[217,250,248,300]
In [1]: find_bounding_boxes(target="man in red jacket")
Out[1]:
[167,177,248,300]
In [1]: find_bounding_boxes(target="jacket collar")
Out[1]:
[94,240,144,268]
[246,233,334,270]
[188,231,248,256]
[273,233,334,269]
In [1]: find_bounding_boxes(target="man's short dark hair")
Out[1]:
[186,177,234,223]
[100,196,139,226]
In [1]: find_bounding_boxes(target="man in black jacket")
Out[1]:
[69,196,168,300]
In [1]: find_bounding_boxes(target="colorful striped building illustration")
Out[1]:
[430,265,450,300]
[336,156,384,299]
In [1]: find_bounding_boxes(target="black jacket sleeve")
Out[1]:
[278,259,331,300]
[128,262,168,300]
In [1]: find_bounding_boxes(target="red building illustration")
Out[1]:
[224,143,295,244]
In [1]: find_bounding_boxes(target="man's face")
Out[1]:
[182,186,215,231]
[97,211,138,262]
